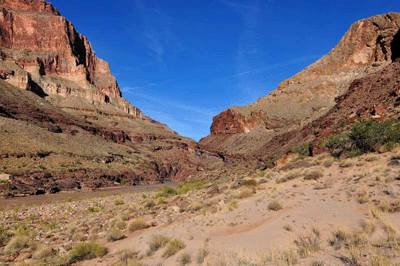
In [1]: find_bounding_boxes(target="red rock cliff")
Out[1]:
[200,12,400,155]
[0,0,140,117]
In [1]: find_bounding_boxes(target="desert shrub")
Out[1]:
[32,246,56,260]
[326,119,400,157]
[106,228,124,242]
[176,179,208,194]
[114,199,124,205]
[129,219,150,232]
[163,238,185,258]
[68,241,107,263]
[155,186,178,198]
[116,249,140,266]
[196,247,209,264]
[292,142,311,159]
[242,179,257,187]
[268,200,283,211]
[144,200,156,209]
[276,170,301,183]
[177,251,191,265]
[256,155,279,169]
[304,169,323,180]
[148,234,169,254]
[4,235,32,254]
[296,232,321,258]
[0,225,11,247]
[237,187,254,198]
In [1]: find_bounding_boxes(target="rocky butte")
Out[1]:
[199,12,400,158]
[0,0,221,196]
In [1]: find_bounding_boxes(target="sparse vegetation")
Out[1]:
[68,241,107,264]
[129,219,150,232]
[326,119,400,157]
[148,234,169,254]
[106,228,124,242]
[268,200,283,211]
[163,238,186,258]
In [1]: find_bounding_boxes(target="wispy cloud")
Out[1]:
[215,54,323,81]
[133,92,217,117]
[132,0,183,63]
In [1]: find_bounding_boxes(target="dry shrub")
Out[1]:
[147,234,169,255]
[163,238,185,258]
[304,169,323,180]
[68,241,107,264]
[238,187,254,198]
[129,219,150,232]
[268,200,283,211]
[106,228,124,242]
[177,251,191,266]
[4,235,32,255]
[276,170,301,183]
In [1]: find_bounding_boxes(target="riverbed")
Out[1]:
[0,181,177,211]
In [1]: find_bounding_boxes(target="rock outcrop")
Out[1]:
[200,12,400,156]
[0,0,140,116]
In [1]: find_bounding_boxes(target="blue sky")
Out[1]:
[50,0,399,141]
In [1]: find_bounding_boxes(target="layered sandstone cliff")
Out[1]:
[200,12,400,155]
[0,0,140,117]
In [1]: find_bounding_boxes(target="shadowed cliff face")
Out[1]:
[200,12,400,156]
[392,29,400,62]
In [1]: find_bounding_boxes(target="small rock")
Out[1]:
[202,182,214,189]
[388,160,400,166]
[258,178,268,184]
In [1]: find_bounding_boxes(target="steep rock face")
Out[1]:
[200,12,400,155]
[0,0,140,116]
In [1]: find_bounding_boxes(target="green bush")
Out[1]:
[292,142,311,159]
[68,241,107,263]
[155,186,178,198]
[326,119,400,157]
[256,155,279,169]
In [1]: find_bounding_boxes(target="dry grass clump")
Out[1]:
[295,230,322,258]
[323,158,334,168]
[329,228,349,250]
[67,241,107,264]
[357,190,370,204]
[196,247,209,264]
[147,234,169,255]
[303,169,324,180]
[177,251,191,266]
[268,200,283,211]
[360,218,376,236]
[365,155,379,162]
[4,235,32,254]
[314,179,334,190]
[32,246,56,260]
[339,160,353,168]
[163,238,186,258]
[115,249,142,266]
[241,179,258,187]
[129,219,150,232]
[237,187,255,199]
[276,170,302,183]
[106,228,124,242]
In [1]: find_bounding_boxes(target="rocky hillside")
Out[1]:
[200,12,400,156]
[0,0,221,196]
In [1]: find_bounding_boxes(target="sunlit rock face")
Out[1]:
[200,12,400,155]
[0,0,141,117]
